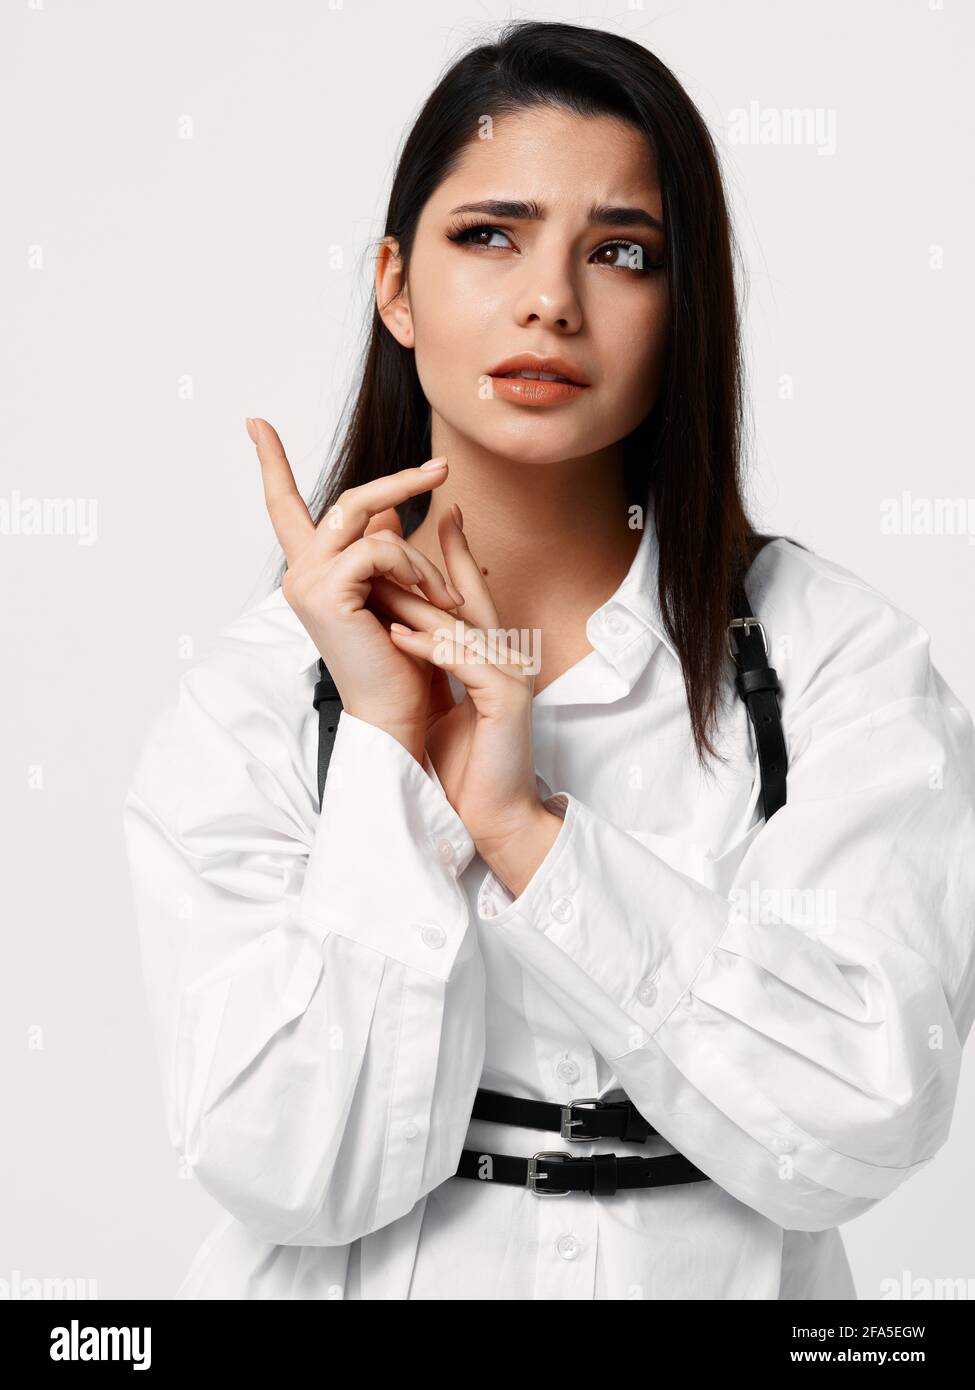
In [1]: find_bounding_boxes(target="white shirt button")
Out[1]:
[556,1234,581,1261]
[551,896,573,923]
[403,1121,419,1141]
[481,899,497,918]
[436,838,455,863]
[420,924,446,950]
[636,976,658,1007]
[772,1136,796,1154]
[555,1056,580,1084]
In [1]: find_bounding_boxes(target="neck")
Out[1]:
[406,426,641,633]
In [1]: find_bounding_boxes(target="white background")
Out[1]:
[2,0,972,1299]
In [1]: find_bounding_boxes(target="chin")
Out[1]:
[486,436,595,467]
[471,418,603,464]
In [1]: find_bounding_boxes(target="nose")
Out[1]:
[512,254,583,334]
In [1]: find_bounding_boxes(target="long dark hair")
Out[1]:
[270,19,794,768]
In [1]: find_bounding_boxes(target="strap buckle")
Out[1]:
[527,1150,573,1196]
[560,1097,602,1142]
[726,617,769,661]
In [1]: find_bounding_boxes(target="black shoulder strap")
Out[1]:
[313,547,788,821]
[728,538,788,821]
[313,660,342,811]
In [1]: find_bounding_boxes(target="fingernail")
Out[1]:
[421,457,448,471]
[451,502,464,528]
[390,622,411,634]
[447,584,465,604]
[245,417,258,445]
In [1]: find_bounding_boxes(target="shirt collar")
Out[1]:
[591,494,675,662]
[293,493,677,675]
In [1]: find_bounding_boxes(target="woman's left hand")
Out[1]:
[368,505,556,878]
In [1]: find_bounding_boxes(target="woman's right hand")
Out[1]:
[248,417,464,760]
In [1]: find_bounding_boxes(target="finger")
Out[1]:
[385,606,532,675]
[388,623,533,697]
[437,504,501,631]
[367,586,456,715]
[312,458,449,560]
[364,505,404,538]
[368,530,465,610]
[249,418,317,565]
[368,587,455,713]
[365,595,435,682]
[369,574,470,636]
[330,535,426,596]
[370,575,532,675]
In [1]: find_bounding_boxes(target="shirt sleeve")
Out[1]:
[474,583,975,1232]
[123,655,484,1249]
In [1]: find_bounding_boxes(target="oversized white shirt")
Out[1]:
[122,510,975,1299]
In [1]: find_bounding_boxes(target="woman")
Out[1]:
[123,20,975,1299]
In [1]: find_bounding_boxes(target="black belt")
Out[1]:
[456,1147,710,1195]
[471,1086,658,1142]
[455,1087,712,1195]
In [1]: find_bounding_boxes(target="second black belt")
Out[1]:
[456,1087,712,1195]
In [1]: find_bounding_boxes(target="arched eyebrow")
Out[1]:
[448,198,664,234]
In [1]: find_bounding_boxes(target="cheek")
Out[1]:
[409,253,496,393]
[605,290,669,411]
[415,243,497,331]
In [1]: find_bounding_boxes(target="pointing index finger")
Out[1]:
[249,417,316,565]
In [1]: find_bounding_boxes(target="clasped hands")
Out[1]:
[364,500,564,898]
[249,413,562,899]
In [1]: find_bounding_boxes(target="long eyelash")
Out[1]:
[445,218,501,244]
[445,221,664,273]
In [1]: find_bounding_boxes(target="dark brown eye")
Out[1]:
[594,240,663,274]
[446,223,513,250]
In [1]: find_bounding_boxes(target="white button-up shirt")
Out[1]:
[122,510,975,1299]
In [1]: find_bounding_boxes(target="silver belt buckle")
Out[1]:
[527,1150,572,1196]
[560,1097,601,1142]
[727,617,769,660]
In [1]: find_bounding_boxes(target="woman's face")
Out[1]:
[383,105,670,467]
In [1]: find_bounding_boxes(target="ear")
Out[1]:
[375,235,413,349]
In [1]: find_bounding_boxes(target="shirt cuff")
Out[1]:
[475,791,569,920]
[297,710,476,981]
[474,793,730,1056]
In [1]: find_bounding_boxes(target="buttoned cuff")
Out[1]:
[297,710,476,981]
[475,793,730,1054]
